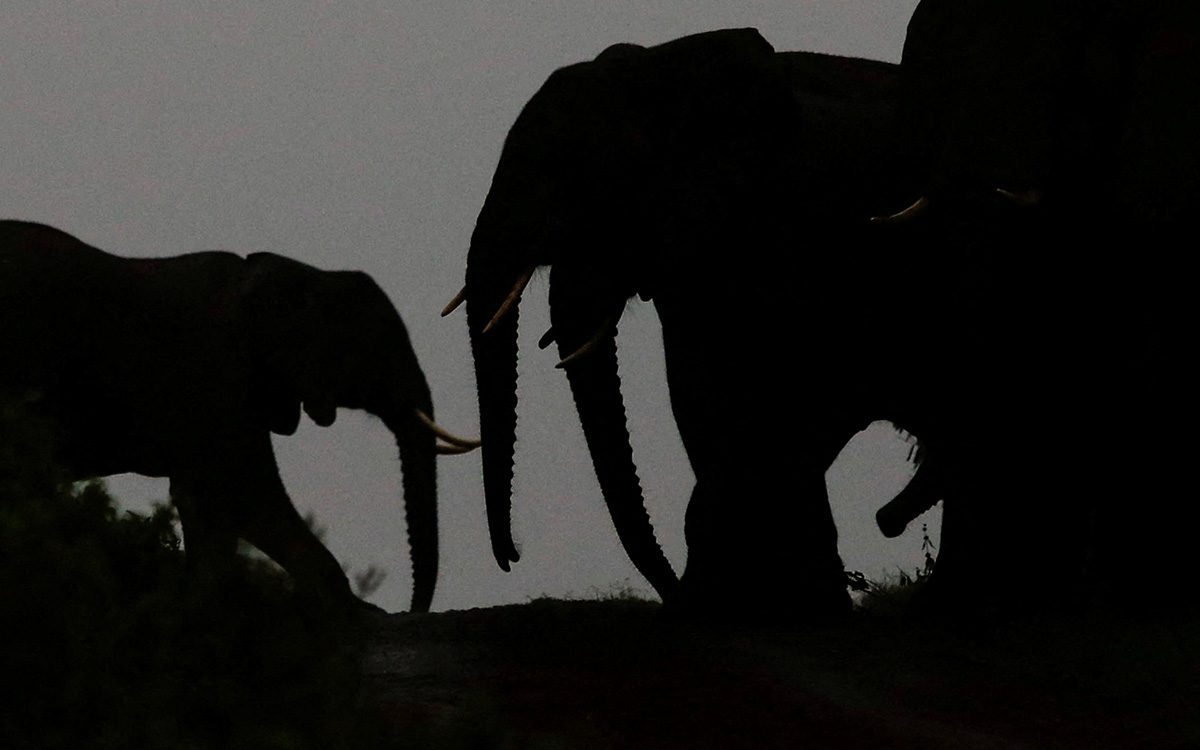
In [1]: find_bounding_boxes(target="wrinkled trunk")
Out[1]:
[465,260,523,570]
[876,446,945,538]
[549,268,678,600]
[384,396,438,612]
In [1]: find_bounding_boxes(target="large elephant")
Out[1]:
[867,0,1200,612]
[451,28,923,620]
[0,220,478,612]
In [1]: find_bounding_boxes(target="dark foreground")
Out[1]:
[360,599,1199,749]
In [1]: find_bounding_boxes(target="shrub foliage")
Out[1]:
[0,401,377,750]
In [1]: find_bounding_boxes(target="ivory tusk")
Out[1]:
[869,196,930,224]
[995,187,1043,207]
[415,409,482,448]
[537,327,556,350]
[482,267,534,333]
[436,442,477,455]
[555,318,618,369]
[440,286,466,317]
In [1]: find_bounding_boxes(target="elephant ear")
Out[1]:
[239,252,320,434]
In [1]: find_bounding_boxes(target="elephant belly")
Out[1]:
[42,400,174,479]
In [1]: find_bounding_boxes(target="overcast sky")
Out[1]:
[1,2,938,612]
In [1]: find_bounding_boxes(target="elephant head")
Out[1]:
[892,0,1200,221]
[896,0,1061,197]
[240,252,475,611]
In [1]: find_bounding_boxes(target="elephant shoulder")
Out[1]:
[0,219,89,245]
[0,220,112,265]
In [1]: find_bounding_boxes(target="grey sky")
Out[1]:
[1,2,936,612]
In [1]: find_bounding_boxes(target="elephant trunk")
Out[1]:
[465,258,523,571]
[383,392,438,612]
[549,267,678,601]
[876,446,943,539]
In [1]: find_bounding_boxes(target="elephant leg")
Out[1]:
[743,467,848,619]
[664,315,857,623]
[238,488,358,607]
[659,296,849,620]
[229,441,358,606]
[174,435,356,607]
[171,476,241,599]
[676,463,849,621]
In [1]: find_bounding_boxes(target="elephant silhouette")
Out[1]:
[0,219,478,612]
[448,28,928,620]
[864,0,1200,612]
[452,12,1197,619]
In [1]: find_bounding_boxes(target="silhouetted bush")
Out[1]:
[0,402,379,749]
[851,523,938,615]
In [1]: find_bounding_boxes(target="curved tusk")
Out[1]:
[869,196,929,224]
[440,286,466,317]
[555,318,618,369]
[436,442,477,455]
[415,409,482,449]
[537,327,556,350]
[482,267,534,334]
[995,187,1043,207]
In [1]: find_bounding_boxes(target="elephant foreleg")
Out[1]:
[171,476,241,597]
[174,437,358,608]
[658,296,851,620]
[239,493,359,608]
[676,465,850,621]
[232,445,359,607]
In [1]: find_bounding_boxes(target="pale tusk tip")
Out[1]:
[870,195,929,224]
[995,187,1043,206]
[414,409,481,448]
[440,287,466,317]
[437,442,477,455]
[555,348,588,369]
[481,266,535,334]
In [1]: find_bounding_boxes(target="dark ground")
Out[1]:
[358,598,1200,749]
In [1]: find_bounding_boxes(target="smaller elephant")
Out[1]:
[0,220,477,611]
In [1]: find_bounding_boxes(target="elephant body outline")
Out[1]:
[460,28,923,619]
[1,219,446,612]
